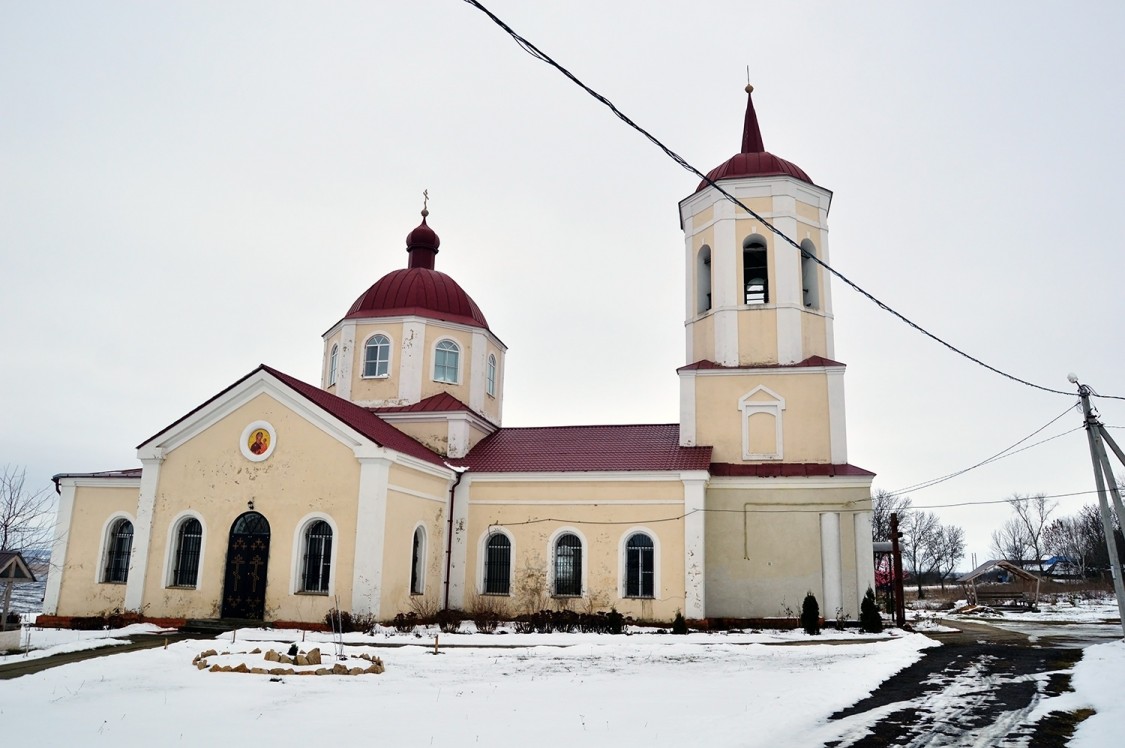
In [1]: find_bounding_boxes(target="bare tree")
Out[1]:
[1,465,54,631]
[871,490,912,542]
[1044,514,1094,578]
[1007,494,1056,572]
[0,465,53,552]
[900,509,940,597]
[991,516,1031,564]
[931,524,966,589]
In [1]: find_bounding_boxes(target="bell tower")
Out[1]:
[678,85,847,466]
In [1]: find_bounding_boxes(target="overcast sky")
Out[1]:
[4,1,1125,567]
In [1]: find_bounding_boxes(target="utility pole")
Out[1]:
[889,512,907,628]
[1073,375,1125,635]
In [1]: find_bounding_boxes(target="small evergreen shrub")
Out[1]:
[435,608,463,634]
[800,592,820,635]
[392,612,419,633]
[671,611,688,635]
[860,587,883,633]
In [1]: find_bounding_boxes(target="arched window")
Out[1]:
[410,526,425,595]
[553,533,582,596]
[483,533,511,595]
[800,239,819,310]
[696,245,712,314]
[624,533,655,598]
[300,520,333,594]
[328,344,339,386]
[486,354,497,397]
[172,517,203,588]
[434,340,460,383]
[363,334,391,377]
[743,236,768,305]
[103,518,133,584]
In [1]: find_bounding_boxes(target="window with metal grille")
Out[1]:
[172,517,203,587]
[103,518,133,584]
[364,334,391,377]
[483,533,511,595]
[301,520,332,593]
[434,339,460,383]
[554,533,582,596]
[486,354,497,397]
[410,527,425,595]
[625,533,655,598]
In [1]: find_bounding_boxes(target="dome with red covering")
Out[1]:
[697,85,813,191]
[345,212,489,330]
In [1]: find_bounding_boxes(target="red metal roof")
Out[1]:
[371,392,493,421]
[457,424,712,473]
[261,366,448,467]
[697,86,813,191]
[710,462,875,478]
[678,355,845,373]
[135,364,447,468]
[344,213,489,330]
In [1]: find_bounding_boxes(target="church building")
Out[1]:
[45,87,875,626]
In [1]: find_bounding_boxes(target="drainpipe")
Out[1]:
[442,464,468,611]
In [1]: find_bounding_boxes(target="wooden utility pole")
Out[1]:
[889,512,907,628]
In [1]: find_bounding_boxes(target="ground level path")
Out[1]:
[826,620,1091,747]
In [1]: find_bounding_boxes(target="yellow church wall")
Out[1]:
[795,199,820,223]
[348,321,405,403]
[692,315,716,363]
[419,325,473,404]
[383,420,453,457]
[694,371,832,464]
[142,393,361,622]
[480,341,503,424]
[733,197,774,217]
[704,482,870,618]
[737,309,779,364]
[324,331,342,392]
[801,311,829,361]
[55,484,139,616]
[463,478,686,620]
[379,491,448,617]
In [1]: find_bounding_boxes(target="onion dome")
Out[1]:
[697,85,812,191]
[345,208,489,329]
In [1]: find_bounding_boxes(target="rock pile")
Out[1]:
[192,646,384,676]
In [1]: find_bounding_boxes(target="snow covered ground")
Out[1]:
[0,601,1120,747]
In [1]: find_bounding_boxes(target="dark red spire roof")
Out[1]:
[697,85,812,191]
[345,210,490,330]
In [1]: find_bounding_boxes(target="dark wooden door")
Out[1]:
[221,512,271,620]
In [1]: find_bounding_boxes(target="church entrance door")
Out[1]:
[221,511,271,620]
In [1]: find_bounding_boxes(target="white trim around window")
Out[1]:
[547,527,587,598]
[433,338,462,384]
[478,526,515,596]
[290,512,340,595]
[619,527,660,599]
[97,512,136,585]
[362,332,393,378]
[162,510,207,590]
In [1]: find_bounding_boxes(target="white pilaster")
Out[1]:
[468,330,487,414]
[682,472,708,618]
[337,320,357,400]
[819,230,836,360]
[124,457,163,611]
[820,511,842,618]
[42,482,76,615]
[351,456,392,616]
[678,372,696,446]
[827,368,848,464]
[854,510,875,601]
[398,319,426,404]
[713,206,739,366]
[772,214,803,365]
[447,417,471,459]
[445,474,472,609]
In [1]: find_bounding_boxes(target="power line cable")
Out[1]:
[462,0,1125,403]
[886,403,1080,495]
